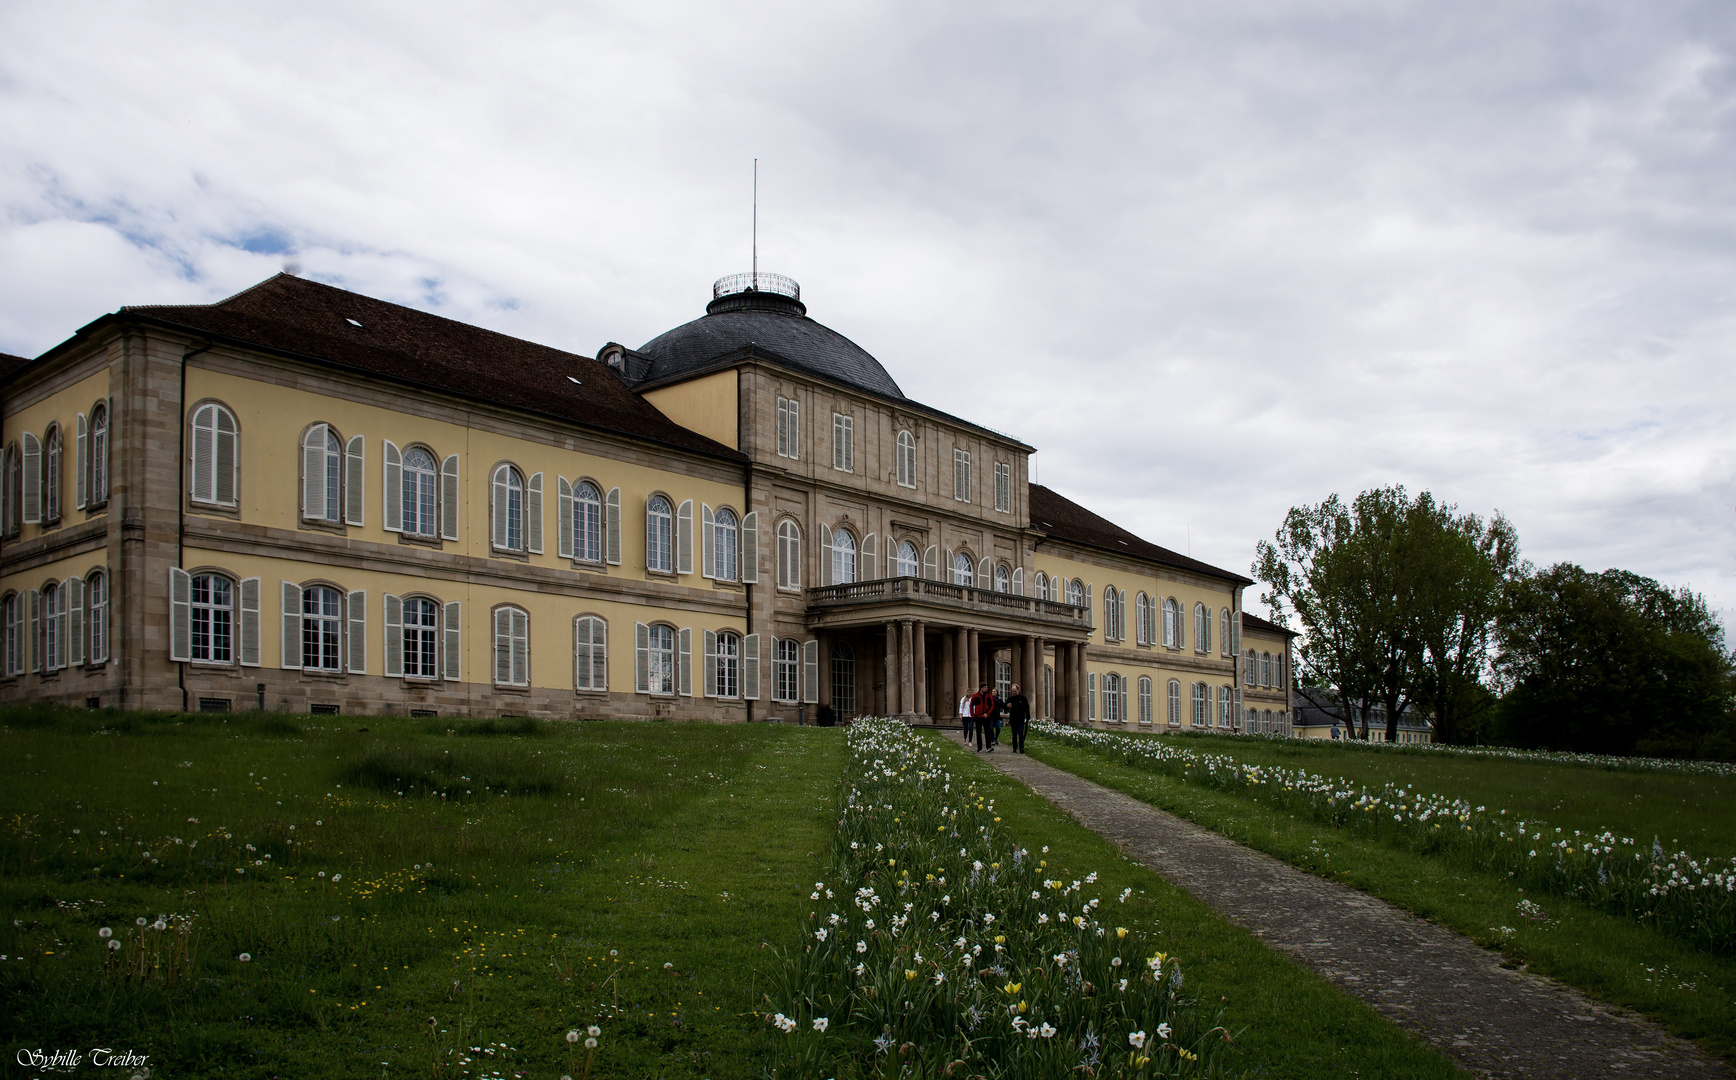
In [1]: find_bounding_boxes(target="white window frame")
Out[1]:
[896,430,917,488]
[645,623,676,696]
[302,585,344,672]
[831,528,858,585]
[575,614,607,691]
[573,481,604,564]
[401,447,439,538]
[1169,679,1183,727]
[302,424,343,524]
[646,495,674,573]
[712,507,739,582]
[1195,603,1210,653]
[777,396,800,460]
[493,605,531,687]
[190,403,238,508]
[1138,676,1153,724]
[776,519,802,590]
[895,540,919,578]
[832,413,854,473]
[993,461,1010,513]
[43,425,61,525]
[491,464,526,552]
[714,630,741,699]
[773,637,799,702]
[1192,682,1208,727]
[953,448,971,502]
[952,553,974,588]
[190,572,235,665]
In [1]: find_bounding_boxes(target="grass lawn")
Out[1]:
[921,732,1470,1079]
[1,707,844,1079]
[1025,732,1736,1067]
[1122,729,1736,859]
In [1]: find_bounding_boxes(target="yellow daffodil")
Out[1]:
[1116,927,1128,939]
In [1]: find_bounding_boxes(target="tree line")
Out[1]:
[1253,487,1736,760]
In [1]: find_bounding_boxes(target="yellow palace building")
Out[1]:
[0,270,1293,730]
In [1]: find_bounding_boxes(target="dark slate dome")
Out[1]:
[634,273,904,399]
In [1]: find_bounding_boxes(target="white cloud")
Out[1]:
[3,0,1733,626]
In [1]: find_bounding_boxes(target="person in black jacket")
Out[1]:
[1006,683,1031,753]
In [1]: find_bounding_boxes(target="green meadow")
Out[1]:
[1026,729,1736,1066]
[2,707,1467,1079]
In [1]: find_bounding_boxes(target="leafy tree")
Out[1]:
[1494,565,1736,758]
[1255,487,1516,743]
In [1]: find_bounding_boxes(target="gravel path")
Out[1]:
[978,747,1730,1079]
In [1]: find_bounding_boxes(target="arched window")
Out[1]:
[43,425,61,524]
[1134,593,1149,645]
[995,564,1011,593]
[191,573,234,664]
[712,508,739,581]
[491,465,525,551]
[1220,608,1232,656]
[1192,682,1208,727]
[1220,686,1234,727]
[1138,676,1153,724]
[88,402,109,507]
[573,481,603,563]
[646,496,673,573]
[896,541,919,578]
[1167,679,1182,727]
[774,637,800,702]
[831,641,856,713]
[776,519,801,589]
[302,585,343,672]
[644,624,676,695]
[1102,673,1123,722]
[41,582,63,671]
[403,597,440,679]
[952,553,974,588]
[190,403,238,507]
[1260,651,1272,687]
[302,425,342,523]
[493,605,530,686]
[2,592,21,676]
[1067,578,1084,606]
[402,448,439,538]
[714,630,741,698]
[1244,649,1257,686]
[1195,603,1210,653]
[1161,597,1177,647]
[85,570,108,664]
[1034,572,1049,600]
[831,529,858,585]
[574,615,607,690]
[896,430,917,488]
[1102,585,1118,639]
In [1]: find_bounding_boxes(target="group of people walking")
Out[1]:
[958,682,1030,753]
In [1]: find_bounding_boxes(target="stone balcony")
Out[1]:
[805,576,1092,638]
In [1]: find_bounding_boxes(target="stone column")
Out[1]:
[885,622,900,715]
[953,628,968,714]
[1009,639,1023,695]
[1033,636,1047,718]
[1075,644,1088,723]
[899,620,914,716]
[1063,644,1077,722]
[967,629,980,694]
[938,626,954,723]
[913,621,928,719]
[1023,635,1037,702]
[816,630,832,708]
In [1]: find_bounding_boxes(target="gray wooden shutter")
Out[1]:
[280,582,303,669]
[923,545,937,580]
[802,639,818,703]
[1086,584,1094,628]
[605,487,621,564]
[239,578,261,666]
[302,424,327,521]
[526,472,543,554]
[169,569,191,662]
[28,589,40,671]
[345,435,365,525]
[1013,567,1024,595]
[21,433,40,524]
[75,414,88,510]
[1088,672,1098,720]
[978,557,990,586]
[346,591,366,673]
[384,594,403,677]
[635,622,650,693]
[383,440,402,532]
[741,512,758,583]
[701,504,715,579]
[440,455,460,539]
[213,408,236,507]
[1176,599,1186,649]
[862,533,877,580]
[743,633,761,700]
[511,609,529,686]
[676,500,693,574]
[442,602,461,681]
[818,523,832,586]
[557,477,573,559]
[493,608,510,684]
[703,629,718,698]
[1119,589,1128,642]
[68,575,84,666]
[491,466,509,549]
[678,628,692,696]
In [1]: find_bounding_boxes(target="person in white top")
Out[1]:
[958,693,973,742]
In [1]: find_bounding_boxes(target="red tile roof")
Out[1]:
[112,274,742,461]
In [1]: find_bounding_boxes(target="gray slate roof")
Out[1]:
[634,293,905,399]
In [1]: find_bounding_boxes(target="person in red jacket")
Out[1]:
[969,682,994,752]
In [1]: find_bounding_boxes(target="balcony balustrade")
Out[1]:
[806,576,1091,632]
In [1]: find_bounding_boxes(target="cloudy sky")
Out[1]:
[3,1,1733,625]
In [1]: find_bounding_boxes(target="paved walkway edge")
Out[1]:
[974,745,1729,1080]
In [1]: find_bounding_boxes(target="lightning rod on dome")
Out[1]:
[752,158,758,292]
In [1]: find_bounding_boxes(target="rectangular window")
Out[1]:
[953,449,971,502]
[993,461,1010,513]
[777,397,799,460]
[773,638,799,702]
[832,413,853,472]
